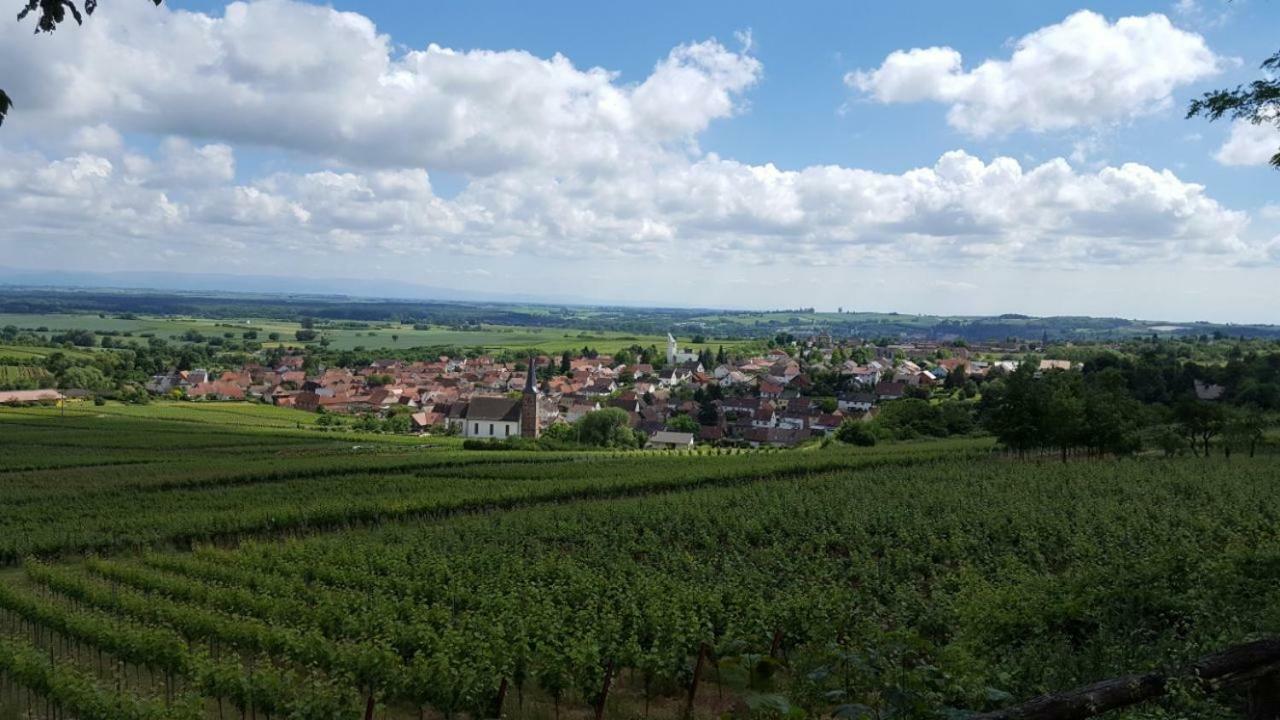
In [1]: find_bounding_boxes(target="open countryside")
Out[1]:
[2,286,1280,720]
[3,0,1280,719]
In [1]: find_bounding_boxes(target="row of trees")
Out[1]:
[981,363,1271,459]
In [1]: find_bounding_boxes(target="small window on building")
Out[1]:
[505,425,511,436]
[489,423,494,436]
[473,423,479,435]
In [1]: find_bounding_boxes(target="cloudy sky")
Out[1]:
[2,0,1278,321]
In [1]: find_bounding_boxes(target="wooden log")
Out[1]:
[974,638,1280,720]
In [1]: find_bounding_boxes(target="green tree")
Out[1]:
[943,364,967,391]
[1081,368,1144,457]
[58,365,111,392]
[871,398,946,439]
[666,414,699,433]
[834,419,876,446]
[1174,398,1224,458]
[697,400,719,426]
[1043,370,1085,462]
[1187,50,1280,168]
[574,408,638,448]
[938,400,975,436]
[1222,406,1267,458]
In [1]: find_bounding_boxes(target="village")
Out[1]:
[135,332,1072,449]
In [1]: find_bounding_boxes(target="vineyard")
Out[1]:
[1,405,1278,719]
[0,366,48,384]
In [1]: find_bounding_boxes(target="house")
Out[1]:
[580,378,618,397]
[837,392,875,412]
[811,413,845,433]
[742,426,810,448]
[186,381,246,401]
[564,401,601,423]
[1194,380,1226,401]
[759,381,784,399]
[410,411,445,431]
[462,397,523,439]
[462,356,542,439]
[874,381,906,401]
[657,368,689,387]
[647,430,695,449]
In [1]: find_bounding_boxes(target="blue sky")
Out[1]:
[1,0,1278,320]
[164,0,1276,197]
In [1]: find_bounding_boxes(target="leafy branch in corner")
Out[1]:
[2,1,163,126]
[1187,50,1280,169]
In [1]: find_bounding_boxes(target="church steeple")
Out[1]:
[521,353,539,438]
[524,353,538,394]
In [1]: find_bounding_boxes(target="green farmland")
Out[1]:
[0,403,1277,719]
[0,313,752,354]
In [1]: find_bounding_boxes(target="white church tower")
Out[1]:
[666,333,698,365]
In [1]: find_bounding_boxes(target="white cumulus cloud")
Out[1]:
[0,0,760,174]
[1215,118,1280,166]
[847,10,1222,136]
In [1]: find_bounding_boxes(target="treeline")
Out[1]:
[0,325,246,398]
[979,348,1278,458]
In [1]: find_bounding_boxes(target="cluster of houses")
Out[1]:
[141,334,1059,448]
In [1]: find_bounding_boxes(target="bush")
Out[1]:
[835,419,877,446]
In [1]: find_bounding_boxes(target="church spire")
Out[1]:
[521,353,540,439]
[524,353,538,393]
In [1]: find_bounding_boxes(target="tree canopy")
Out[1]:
[1187,49,1280,168]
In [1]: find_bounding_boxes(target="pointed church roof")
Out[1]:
[524,354,538,393]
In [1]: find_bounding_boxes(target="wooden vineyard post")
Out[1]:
[769,629,784,661]
[595,660,615,720]
[492,677,509,719]
[685,643,710,719]
[1250,671,1280,720]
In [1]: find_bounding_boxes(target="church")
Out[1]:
[666,333,699,365]
[460,356,540,439]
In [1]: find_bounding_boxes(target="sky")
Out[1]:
[1,0,1278,321]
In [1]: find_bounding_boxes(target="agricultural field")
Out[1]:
[0,404,1277,719]
[0,345,97,362]
[0,313,750,354]
[0,366,48,384]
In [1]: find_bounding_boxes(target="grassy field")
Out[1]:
[0,404,1275,719]
[0,312,754,354]
[0,343,97,361]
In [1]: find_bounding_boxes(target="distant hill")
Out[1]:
[0,277,1276,342]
